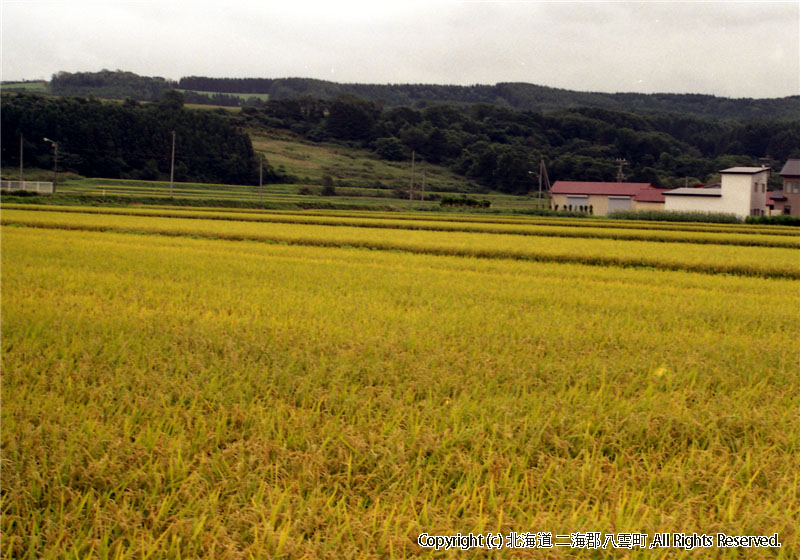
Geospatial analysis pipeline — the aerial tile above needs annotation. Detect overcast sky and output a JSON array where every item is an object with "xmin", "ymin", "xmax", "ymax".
[{"xmin": 2, "ymin": 1, "xmax": 799, "ymax": 98}]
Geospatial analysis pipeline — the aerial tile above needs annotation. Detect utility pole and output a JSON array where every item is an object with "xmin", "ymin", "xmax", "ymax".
[
  {"xmin": 259, "ymin": 155, "xmax": 263, "ymax": 202},
  {"xmin": 536, "ymin": 157, "xmax": 551, "ymax": 209},
  {"xmin": 43, "ymin": 137, "xmax": 58, "ymax": 193},
  {"xmin": 409, "ymin": 150, "xmax": 415, "ymax": 208},
  {"xmin": 538, "ymin": 161, "xmax": 543, "ymax": 201},
  {"xmin": 615, "ymin": 158, "xmax": 628, "ymax": 183},
  {"xmin": 421, "ymin": 170, "xmax": 425, "ymax": 202},
  {"xmin": 169, "ymin": 130, "xmax": 176, "ymax": 199},
  {"xmin": 19, "ymin": 134, "xmax": 24, "ymax": 184}
]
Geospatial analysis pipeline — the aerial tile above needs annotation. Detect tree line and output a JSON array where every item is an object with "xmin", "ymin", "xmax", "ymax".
[
  {"xmin": 4, "ymin": 84, "xmax": 798, "ymax": 193},
  {"xmin": 46, "ymin": 71, "xmax": 800, "ymax": 120},
  {"xmin": 239, "ymin": 94, "xmax": 800, "ymax": 192},
  {"xmin": 51, "ymin": 70, "xmax": 175, "ymax": 101},
  {"xmin": 1, "ymin": 91, "xmax": 273, "ymax": 185},
  {"xmin": 179, "ymin": 76, "xmax": 800, "ymax": 121}
]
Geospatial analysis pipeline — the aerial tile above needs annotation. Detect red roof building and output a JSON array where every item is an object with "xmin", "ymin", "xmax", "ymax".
[
  {"xmin": 551, "ymin": 181, "xmax": 654, "ymax": 196},
  {"xmin": 550, "ymin": 181, "xmax": 664, "ymax": 215},
  {"xmin": 633, "ymin": 187, "xmax": 667, "ymax": 203}
]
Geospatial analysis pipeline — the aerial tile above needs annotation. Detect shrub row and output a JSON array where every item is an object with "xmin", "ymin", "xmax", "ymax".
[
  {"xmin": 440, "ymin": 196, "xmax": 491, "ymax": 208},
  {"xmin": 746, "ymin": 214, "xmax": 800, "ymax": 227},
  {"xmin": 607, "ymin": 209, "xmax": 744, "ymax": 224}
]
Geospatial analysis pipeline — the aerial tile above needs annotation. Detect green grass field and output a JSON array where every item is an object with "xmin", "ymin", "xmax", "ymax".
[
  {"xmin": 2, "ymin": 205, "xmax": 799, "ymax": 558},
  {"xmin": 178, "ymin": 89, "xmax": 270, "ymax": 102},
  {"xmin": 44, "ymin": 176, "xmax": 547, "ymax": 212},
  {"xmin": 0, "ymin": 81, "xmax": 49, "ymax": 93}
]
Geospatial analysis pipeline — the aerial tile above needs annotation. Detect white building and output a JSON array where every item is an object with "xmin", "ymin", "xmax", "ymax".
[{"xmin": 663, "ymin": 166, "xmax": 770, "ymax": 218}]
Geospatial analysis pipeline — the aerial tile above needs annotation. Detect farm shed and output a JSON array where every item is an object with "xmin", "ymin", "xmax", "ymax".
[{"xmin": 549, "ymin": 181, "xmax": 664, "ymax": 216}]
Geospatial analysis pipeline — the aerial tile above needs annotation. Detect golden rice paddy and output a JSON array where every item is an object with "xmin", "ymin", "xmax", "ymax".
[{"xmin": 2, "ymin": 205, "xmax": 799, "ymax": 558}]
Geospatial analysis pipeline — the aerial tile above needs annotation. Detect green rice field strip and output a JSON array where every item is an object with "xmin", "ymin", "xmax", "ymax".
[
  {"xmin": 58, "ymin": 181, "xmax": 432, "ymax": 203},
  {"xmin": 53, "ymin": 182, "xmax": 443, "ymax": 209},
  {"xmin": 3, "ymin": 225, "xmax": 798, "ymax": 558},
  {"xmin": 3, "ymin": 208, "xmax": 799, "ymax": 278},
  {"xmin": 59, "ymin": 182, "xmax": 314, "ymax": 201}
]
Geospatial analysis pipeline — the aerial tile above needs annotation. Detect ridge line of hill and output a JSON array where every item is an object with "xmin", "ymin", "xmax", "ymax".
[{"xmin": 4, "ymin": 70, "xmax": 798, "ymax": 121}]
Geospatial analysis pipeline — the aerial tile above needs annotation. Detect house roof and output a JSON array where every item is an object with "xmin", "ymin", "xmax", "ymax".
[
  {"xmin": 720, "ymin": 166, "xmax": 770, "ymax": 174},
  {"xmin": 663, "ymin": 187, "xmax": 722, "ymax": 197},
  {"xmin": 550, "ymin": 181, "xmax": 654, "ymax": 196},
  {"xmin": 767, "ymin": 190, "xmax": 787, "ymax": 202},
  {"xmin": 779, "ymin": 159, "xmax": 800, "ymax": 177}
]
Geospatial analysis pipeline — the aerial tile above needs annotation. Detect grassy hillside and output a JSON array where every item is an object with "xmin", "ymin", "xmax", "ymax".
[
  {"xmin": 250, "ymin": 129, "xmax": 478, "ymax": 193},
  {"xmin": 1, "ymin": 81, "xmax": 49, "ymax": 93}
]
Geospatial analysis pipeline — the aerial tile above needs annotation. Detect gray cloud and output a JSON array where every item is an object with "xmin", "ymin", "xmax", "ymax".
[{"xmin": 1, "ymin": 0, "xmax": 798, "ymax": 98}]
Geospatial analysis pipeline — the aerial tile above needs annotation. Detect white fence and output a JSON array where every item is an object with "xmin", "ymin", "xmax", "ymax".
[{"xmin": 0, "ymin": 180, "xmax": 54, "ymax": 193}]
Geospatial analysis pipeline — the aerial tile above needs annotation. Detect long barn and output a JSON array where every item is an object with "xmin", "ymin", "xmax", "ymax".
[{"xmin": 549, "ymin": 181, "xmax": 665, "ymax": 215}]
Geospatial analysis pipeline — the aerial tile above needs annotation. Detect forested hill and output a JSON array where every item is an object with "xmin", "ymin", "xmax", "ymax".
[
  {"xmin": 1, "ymin": 92, "xmax": 265, "ymax": 185},
  {"xmin": 179, "ymin": 76, "xmax": 800, "ymax": 121},
  {"xmin": 35, "ymin": 70, "xmax": 800, "ymax": 121},
  {"xmin": 7, "ymin": 71, "xmax": 799, "ymax": 193}
]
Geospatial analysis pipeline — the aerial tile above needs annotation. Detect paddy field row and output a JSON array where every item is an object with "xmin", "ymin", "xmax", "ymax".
[
  {"xmin": 3, "ymin": 204, "xmax": 800, "ymax": 248},
  {"xmin": 2, "ymin": 207, "xmax": 799, "ymax": 278},
  {"xmin": 2, "ymin": 208, "xmax": 798, "ymax": 558}
]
